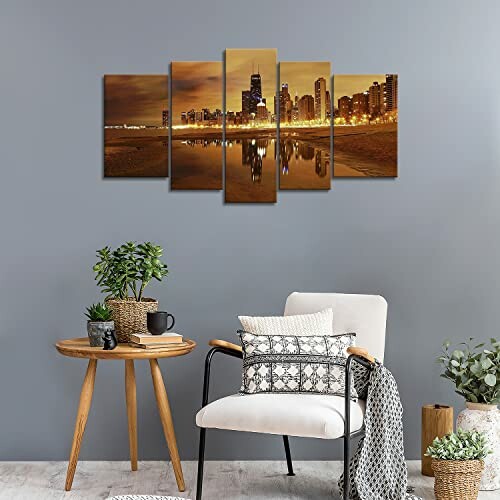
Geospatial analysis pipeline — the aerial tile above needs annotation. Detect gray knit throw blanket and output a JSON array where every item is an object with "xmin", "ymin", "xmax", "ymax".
[{"xmin": 339, "ymin": 362, "xmax": 422, "ymax": 500}]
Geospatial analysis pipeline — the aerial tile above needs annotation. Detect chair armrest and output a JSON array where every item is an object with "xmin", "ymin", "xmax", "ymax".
[
  {"xmin": 347, "ymin": 346, "xmax": 375, "ymax": 364},
  {"xmin": 343, "ymin": 347, "xmax": 376, "ymax": 443},
  {"xmin": 200, "ymin": 340, "xmax": 243, "ymax": 409},
  {"xmin": 208, "ymin": 339, "xmax": 243, "ymax": 353}
]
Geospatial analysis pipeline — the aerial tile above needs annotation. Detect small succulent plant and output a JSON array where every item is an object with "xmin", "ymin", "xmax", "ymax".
[
  {"xmin": 437, "ymin": 337, "xmax": 500, "ymax": 404},
  {"xmin": 425, "ymin": 429, "xmax": 490, "ymax": 461},
  {"xmin": 85, "ymin": 302, "xmax": 113, "ymax": 322}
]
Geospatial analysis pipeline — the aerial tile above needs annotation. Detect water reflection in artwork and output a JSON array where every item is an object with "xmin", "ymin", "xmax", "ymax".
[
  {"xmin": 279, "ymin": 139, "xmax": 330, "ymax": 189},
  {"xmin": 225, "ymin": 138, "xmax": 277, "ymax": 203},
  {"xmin": 171, "ymin": 139, "xmax": 223, "ymax": 190}
]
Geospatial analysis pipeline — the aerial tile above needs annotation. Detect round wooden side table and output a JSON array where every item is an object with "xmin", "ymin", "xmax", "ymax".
[{"xmin": 55, "ymin": 337, "xmax": 196, "ymax": 492}]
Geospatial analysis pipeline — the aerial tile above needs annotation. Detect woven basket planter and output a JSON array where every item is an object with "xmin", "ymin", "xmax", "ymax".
[
  {"xmin": 432, "ymin": 459, "xmax": 484, "ymax": 500},
  {"xmin": 106, "ymin": 297, "xmax": 158, "ymax": 343}
]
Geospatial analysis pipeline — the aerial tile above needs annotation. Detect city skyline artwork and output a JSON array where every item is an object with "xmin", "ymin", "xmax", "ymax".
[{"xmin": 103, "ymin": 51, "xmax": 399, "ymax": 201}]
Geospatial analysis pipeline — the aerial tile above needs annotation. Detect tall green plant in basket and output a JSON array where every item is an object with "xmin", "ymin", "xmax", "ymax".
[{"xmin": 93, "ymin": 241, "xmax": 168, "ymax": 301}]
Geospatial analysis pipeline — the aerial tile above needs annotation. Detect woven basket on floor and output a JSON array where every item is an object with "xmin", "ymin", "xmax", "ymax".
[
  {"xmin": 432, "ymin": 459, "xmax": 484, "ymax": 500},
  {"xmin": 106, "ymin": 297, "xmax": 158, "ymax": 343}
]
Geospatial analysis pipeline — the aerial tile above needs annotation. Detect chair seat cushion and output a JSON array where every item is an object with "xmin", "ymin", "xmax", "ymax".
[{"xmin": 196, "ymin": 393, "xmax": 365, "ymax": 440}]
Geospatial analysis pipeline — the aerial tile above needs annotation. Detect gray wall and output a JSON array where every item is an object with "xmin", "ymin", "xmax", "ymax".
[{"xmin": 1, "ymin": 0, "xmax": 499, "ymax": 462}]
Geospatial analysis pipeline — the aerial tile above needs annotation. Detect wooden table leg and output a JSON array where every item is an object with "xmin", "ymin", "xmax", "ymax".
[
  {"xmin": 125, "ymin": 360, "xmax": 138, "ymax": 471},
  {"xmin": 149, "ymin": 358, "xmax": 185, "ymax": 492},
  {"xmin": 65, "ymin": 359, "xmax": 97, "ymax": 491}
]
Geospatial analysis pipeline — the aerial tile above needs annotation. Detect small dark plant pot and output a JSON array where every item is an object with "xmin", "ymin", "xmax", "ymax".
[{"xmin": 87, "ymin": 320, "xmax": 115, "ymax": 347}]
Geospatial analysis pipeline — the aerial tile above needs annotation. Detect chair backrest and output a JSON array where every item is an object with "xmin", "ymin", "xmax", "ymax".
[{"xmin": 284, "ymin": 292, "xmax": 387, "ymax": 362}]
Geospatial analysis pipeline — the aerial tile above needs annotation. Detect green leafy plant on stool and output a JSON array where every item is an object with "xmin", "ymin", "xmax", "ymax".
[
  {"xmin": 425, "ymin": 429, "xmax": 491, "ymax": 461},
  {"xmin": 437, "ymin": 337, "xmax": 500, "ymax": 404},
  {"xmin": 93, "ymin": 241, "xmax": 168, "ymax": 301},
  {"xmin": 85, "ymin": 302, "xmax": 113, "ymax": 322}
]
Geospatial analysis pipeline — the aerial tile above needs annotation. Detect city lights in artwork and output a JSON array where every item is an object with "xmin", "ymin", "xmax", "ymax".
[{"xmin": 334, "ymin": 74, "xmax": 398, "ymax": 126}]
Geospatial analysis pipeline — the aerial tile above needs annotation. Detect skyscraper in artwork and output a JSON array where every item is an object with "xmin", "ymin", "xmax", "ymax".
[
  {"xmin": 325, "ymin": 90, "xmax": 331, "ymax": 119},
  {"xmin": 352, "ymin": 92, "xmax": 369, "ymax": 116},
  {"xmin": 338, "ymin": 95, "xmax": 353, "ymax": 120},
  {"xmin": 249, "ymin": 72, "xmax": 262, "ymax": 115},
  {"xmin": 256, "ymin": 100, "xmax": 268, "ymax": 122},
  {"xmin": 385, "ymin": 74, "xmax": 398, "ymax": 111},
  {"xmin": 242, "ymin": 90, "xmax": 251, "ymax": 120},
  {"xmin": 314, "ymin": 77, "xmax": 326, "ymax": 121},
  {"xmin": 280, "ymin": 83, "xmax": 291, "ymax": 123},
  {"xmin": 368, "ymin": 81, "xmax": 381, "ymax": 115},
  {"xmin": 298, "ymin": 94, "xmax": 315, "ymax": 121}
]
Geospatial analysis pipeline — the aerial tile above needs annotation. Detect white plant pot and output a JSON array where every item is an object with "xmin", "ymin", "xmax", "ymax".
[{"xmin": 456, "ymin": 402, "xmax": 500, "ymax": 490}]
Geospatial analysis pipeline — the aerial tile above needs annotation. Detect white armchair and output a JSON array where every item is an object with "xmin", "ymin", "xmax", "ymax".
[{"xmin": 195, "ymin": 292, "xmax": 388, "ymax": 499}]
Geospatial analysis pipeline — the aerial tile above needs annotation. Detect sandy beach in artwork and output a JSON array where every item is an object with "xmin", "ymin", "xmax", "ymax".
[
  {"xmin": 279, "ymin": 126, "xmax": 330, "ymax": 151},
  {"xmin": 104, "ymin": 129, "xmax": 168, "ymax": 177},
  {"xmin": 334, "ymin": 123, "xmax": 397, "ymax": 177}
]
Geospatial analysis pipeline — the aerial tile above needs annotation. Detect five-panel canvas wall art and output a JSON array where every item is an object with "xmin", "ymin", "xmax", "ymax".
[{"xmin": 104, "ymin": 49, "xmax": 398, "ymax": 202}]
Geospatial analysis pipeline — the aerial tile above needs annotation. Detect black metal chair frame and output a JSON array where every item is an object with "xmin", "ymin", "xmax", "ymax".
[{"xmin": 196, "ymin": 346, "xmax": 374, "ymax": 500}]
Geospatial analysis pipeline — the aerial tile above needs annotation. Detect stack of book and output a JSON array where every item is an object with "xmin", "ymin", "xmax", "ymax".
[{"xmin": 129, "ymin": 332, "xmax": 186, "ymax": 349}]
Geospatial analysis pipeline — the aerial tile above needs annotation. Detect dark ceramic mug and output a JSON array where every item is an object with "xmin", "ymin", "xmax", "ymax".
[{"xmin": 147, "ymin": 311, "xmax": 175, "ymax": 335}]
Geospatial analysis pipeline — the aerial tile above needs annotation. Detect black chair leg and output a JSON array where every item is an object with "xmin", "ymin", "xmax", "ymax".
[
  {"xmin": 343, "ymin": 434, "xmax": 350, "ymax": 500},
  {"xmin": 196, "ymin": 427, "xmax": 206, "ymax": 500},
  {"xmin": 283, "ymin": 435, "xmax": 295, "ymax": 476}
]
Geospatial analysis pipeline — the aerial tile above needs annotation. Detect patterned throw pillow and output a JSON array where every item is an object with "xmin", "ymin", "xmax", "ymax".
[
  {"xmin": 238, "ymin": 308, "xmax": 333, "ymax": 337},
  {"xmin": 238, "ymin": 331, "xmax": 357, "ymax": 398}
]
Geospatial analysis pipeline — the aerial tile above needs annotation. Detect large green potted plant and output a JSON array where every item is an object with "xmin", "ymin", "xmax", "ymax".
[
  {"xmin": 93, "ymin": 241, "xmax": 168, "ymax": 343},
  {"xmin": 425, "ymin": 429, "xmax": 490, "ymax": 500},
  {"xmin": 437, "ymin": 338, "xmax": 500, "ymax": 490}
]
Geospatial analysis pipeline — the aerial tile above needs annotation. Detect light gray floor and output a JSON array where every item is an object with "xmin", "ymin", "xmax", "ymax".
[{"xmin": 0, "ymin": 461, "xmax": 497, "ymax": 499}]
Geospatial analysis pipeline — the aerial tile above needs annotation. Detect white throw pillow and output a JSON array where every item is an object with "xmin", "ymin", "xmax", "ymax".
[{"xmin": 238, "ymin": 308, "xmax": 333, "ymax": 337}]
